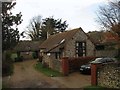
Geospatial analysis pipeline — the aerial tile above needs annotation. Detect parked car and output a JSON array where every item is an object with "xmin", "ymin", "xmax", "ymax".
[
  {"xmin": 91, "ymin": 57, "xmax": 117, "ymax": 64},
  {"xmin": 80, "ymin": 57, "xmax": 117, "ymax": 74},
  {"xmin": 80, "ymin": 63, "xmax": 91, "ymax": 74}
]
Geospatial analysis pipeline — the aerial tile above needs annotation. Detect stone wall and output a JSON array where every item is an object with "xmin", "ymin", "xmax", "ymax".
[
  {"xmin": 50, "ymin": 59, "xmax": 62, "ymax": 72},
  {"xmin": 42, "ymin": 54, "xmax": 61, "ymax": 72},
  {"xmin": 42, "ymin": 54, "xmax": 51, "ymax": 67},
  {"xmin": 97, "ymin": 63, "xmax": 120, "ymax": 88},
  {"xmin": 95, "ymin": 50, "xmax": 118, "ymax": 57},
  {"xmin": 65, "ymin": 30, "xmax": 95, "ymax": 57},
  {"xmin": 86, "ymin": 39, "xmax": 95, "ymax": 56}
]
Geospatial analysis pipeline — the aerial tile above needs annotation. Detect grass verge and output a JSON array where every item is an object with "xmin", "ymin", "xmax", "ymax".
[
  {"xmin": 34, "ymin": 62, "xmax": 63, "ymax": 77},
  {"xmin": 84, "ymin": 85, "xmax": 105, "ymax": 90}
]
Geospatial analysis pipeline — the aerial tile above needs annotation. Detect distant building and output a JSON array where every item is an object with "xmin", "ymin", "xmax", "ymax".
[
  {"xmin": 14, "ymin": 41, "xmax": 42, "ymax": 60},
  {"xmin": 95, "ymin": 31, "xmax": 119, "ymax": 57}
]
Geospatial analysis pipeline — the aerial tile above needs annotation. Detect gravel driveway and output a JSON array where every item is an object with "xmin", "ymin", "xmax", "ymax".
[
  {"xmin": 3, "ymin": 59, "xmax": 91, "ymax": 88},
  {"xmin": 2, "ymin": 59, "xmax": 65, "ymax": 88},
  {"xmin": 52, "ymin": 72, "xmax": 91, "ymax": 88}
]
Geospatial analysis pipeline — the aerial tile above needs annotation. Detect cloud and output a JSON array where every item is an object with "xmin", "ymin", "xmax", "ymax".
[
  {"xmin": 12, "ymin": 0, "xmax": 108, "ymax": 36},
  {"xmin": 0, "ymin": 0, "xmax": 12, "ymax": 2}
]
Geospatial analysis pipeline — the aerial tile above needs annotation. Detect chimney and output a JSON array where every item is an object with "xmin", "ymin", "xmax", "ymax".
[{"xmin": 47, "ymin": 32, "xmax": 50, "ymax": 39}]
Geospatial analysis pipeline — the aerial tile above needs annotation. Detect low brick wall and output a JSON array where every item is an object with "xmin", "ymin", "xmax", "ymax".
[
  {"xmin": 42, "ymin": 56, "xmax": 96, "ymax": 74},
  {"xmin": 68, "ymin": 56, "xmax": 96, "ymax": 71},
  {"xmin": 97, "ymin": 63, "xmax": 120, "ymax": 88}
]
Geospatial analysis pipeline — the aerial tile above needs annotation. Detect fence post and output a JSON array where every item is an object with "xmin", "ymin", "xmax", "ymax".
[
  {"xmin": 91, "ymin": 62, "xmax": 101, "ymax": 86},
  {"xmin": 61, "ymin": 57, "xmax": 69, "ymax": 76}
]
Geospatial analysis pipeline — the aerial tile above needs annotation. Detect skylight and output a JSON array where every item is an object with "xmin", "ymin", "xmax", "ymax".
[{"xmin": 60, "ymin": 39, "xmax": 65, "ymax": 44}]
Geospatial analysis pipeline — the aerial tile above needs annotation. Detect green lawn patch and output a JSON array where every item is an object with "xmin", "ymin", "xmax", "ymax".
[
  {"xmin": 34, "ymin": 62, "xmax": 63, "ymax": 77},
  {"xmin": 84, "ymin": 85, "xmax": 105, "ymax": 90}
]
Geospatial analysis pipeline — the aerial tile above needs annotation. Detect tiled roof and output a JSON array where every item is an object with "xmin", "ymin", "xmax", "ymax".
[
  {"xmin": 40, "ymin": 28, "xmax": 81, "ymax": 52},
  {"xmin": 103, "ymin": 31, "xmax": 119, "ymax": 43},
  {"xmin": 14, "ymin": 41, "xmax": 42, "ymax": 52}
]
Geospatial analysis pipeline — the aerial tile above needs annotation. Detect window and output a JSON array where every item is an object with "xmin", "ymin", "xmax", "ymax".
[
  {"xmin": 55, "ymin": 52, "xmax": 60, "ymax": 59},
  {"xmin": 75, "ymin": 42, "xmax": 86, "ymax": 57},
  {"xmin": 95, "ymin": 45, "xmax": 105, "ymax": 50}
]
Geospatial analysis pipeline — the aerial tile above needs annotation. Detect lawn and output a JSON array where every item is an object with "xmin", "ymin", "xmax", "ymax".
[{"xmin": 34, "ymin": 62, "xmax": 63, "ymax": 77}]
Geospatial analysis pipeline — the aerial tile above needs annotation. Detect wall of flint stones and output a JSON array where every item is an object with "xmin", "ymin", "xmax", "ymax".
[{"xmin": 97, "ymin": 63, "xmax": 120, "ymax": 88}]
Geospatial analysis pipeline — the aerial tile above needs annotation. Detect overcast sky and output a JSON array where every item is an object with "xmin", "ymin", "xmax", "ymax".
[{"xmin": 12, "ymin": 0, "xmax": 108, "ymax": 40}]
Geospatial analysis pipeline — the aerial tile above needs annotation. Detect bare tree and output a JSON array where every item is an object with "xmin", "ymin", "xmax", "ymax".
[
  {"xmin": 25, "ymin": 15, "xmax": 43, "ymax": 41},
  {"xmin": 25, "ymin": 16, "xmax": 68, "ymax": 41},
  {"xmin": 97, "ymin": 0, "xmax": 120, "ymax": 37}
]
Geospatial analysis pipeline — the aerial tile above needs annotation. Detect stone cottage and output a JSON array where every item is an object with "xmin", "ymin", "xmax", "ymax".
[{"xmin": 39, "ymin": 27, "xmax": 95, "ymax": 71}]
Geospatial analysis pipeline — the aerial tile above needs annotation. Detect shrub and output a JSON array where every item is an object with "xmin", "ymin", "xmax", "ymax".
[
  {"xmin": 11, "ymin": 53, "xmax": 18, "ymax": 61},
  {"xmin": 13, "ymin": 51, "xmax": 23, "ymax": 62},
  {"xmin": 2, "ymin": 51, "xmax": 14, "ymax": 76},
  {"xmin": 14, "ymin": 56, "xmax": 23, "ymax": 62},
  {"xmin": 32, "ymin": 52, "xmax": 38, "ymax": 59}
]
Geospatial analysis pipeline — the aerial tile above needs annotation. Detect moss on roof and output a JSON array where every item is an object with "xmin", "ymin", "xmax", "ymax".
[
  {"xmin": 40, "ymin": 28, "xmax": 81, "ymax": 52},
  {"xmin": 14, "ymin": 41, "xmax": 43, "ymax": 52}
]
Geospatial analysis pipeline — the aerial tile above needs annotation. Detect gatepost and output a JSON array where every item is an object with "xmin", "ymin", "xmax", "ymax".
[
  {"xmin": 61, "ymin": 57, "xmax": 69, "ymax": 76},
  {"xmin": 91, "ymin": 62, "xmax": 102, "ymax": 86}
]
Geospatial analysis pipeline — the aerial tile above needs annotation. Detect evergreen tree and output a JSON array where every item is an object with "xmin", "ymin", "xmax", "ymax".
[
  {"xmin": 42, "ymin": 16, "xmax": 68, "ymax": 35},
  {"xmin": 2, "ymin": 1, "xmax": 22, "ymax": 51}
]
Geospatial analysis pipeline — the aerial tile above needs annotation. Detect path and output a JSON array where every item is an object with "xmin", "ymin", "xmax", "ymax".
[
  {"xmin": 3, "ymin": 59, "xmax": 65, "ymax": 88},
  {"xmin": 3, "ymin": 59, "xmax": 91, "ymax": 88},
  {"xmin": 52, "ymin": 72, "xmax": 91, "ymax": 88}
]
